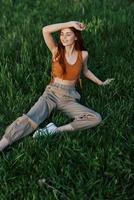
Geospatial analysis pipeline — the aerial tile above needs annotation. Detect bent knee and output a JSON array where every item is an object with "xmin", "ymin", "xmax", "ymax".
[
  {"xmin": 75, "ymin": 112, "xmax": 102, "ymax": 125},
  {"xmin": 86, "ymin": 112, "xmax": 102, "ymax": 126},
  {"xmin": 94, "ymin": 113, "xmax": 102, "ymax": 125}
]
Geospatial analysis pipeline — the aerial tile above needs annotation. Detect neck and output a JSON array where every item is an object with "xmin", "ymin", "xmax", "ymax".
[{"xmin": 65, "ymin": 44, "xmax": 76, "ymax": 56}]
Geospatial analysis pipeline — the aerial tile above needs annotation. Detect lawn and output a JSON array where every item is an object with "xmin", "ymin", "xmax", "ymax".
[{"xmin": 0, "ymin": 0, "xmax": 133, "ymax": 199}]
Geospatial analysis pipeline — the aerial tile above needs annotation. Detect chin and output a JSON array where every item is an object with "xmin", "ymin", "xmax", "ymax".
[{"xmin": 62, "ymin": 43, "xmax": 73, "ymax": 47}]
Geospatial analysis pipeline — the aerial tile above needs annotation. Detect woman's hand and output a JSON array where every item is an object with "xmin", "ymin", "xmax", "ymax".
[
  {"xmin": 71, "ymin": 21, "xmax": 86, "ymax": 31},
  {"xmin": 100, "ymin": 78, "xmax": 115, "ymax": 86}
]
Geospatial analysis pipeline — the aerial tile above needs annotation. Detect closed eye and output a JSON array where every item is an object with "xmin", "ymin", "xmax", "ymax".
[{"xmin": 60, "ymin": 32, "xmax": 72, "ymax": 36}]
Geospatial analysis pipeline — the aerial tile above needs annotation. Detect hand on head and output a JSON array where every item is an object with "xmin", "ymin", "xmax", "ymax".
[{"xmin": 71, "ymin": 21, "xmax": 86, "ymax": 31}]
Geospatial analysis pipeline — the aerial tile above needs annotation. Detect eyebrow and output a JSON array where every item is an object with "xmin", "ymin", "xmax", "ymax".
[{"xmin": 60, "ymin": 31, "xmax": 72, "ymax": 34}]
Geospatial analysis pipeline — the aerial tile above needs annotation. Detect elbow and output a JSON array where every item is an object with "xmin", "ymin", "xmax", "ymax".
[{"xmin": 42, "ymin": 26, "xmax": 49, "ymax": 33}]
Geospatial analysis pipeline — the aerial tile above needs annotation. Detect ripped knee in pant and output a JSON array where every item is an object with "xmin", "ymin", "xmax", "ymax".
[
  {"xmin": 74, "ymin": 113, "xmax": 92, "ymax": 121},
  {"xmin": 4, "ymin": 114, "xmax": 38, "ymax": 144},
  {"xmin": 74, "ymin": 112, "xmax": 102, "ymax": 124}
]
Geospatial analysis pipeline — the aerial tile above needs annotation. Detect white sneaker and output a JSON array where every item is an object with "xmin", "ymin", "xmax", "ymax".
[{"xmin": 33, "ymin": 123, "xmax": 58, "ymax": 138}]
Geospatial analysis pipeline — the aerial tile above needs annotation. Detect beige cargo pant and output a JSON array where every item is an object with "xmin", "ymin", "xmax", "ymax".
[{"xmin": 2, "ymin": 82, "xmax": 102, "ymax": 145}]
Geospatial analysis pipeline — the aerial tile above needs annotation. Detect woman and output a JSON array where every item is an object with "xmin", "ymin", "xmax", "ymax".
[{"xmin": 0, "ymin": 21, "xmax": 114, "ymax": 151}]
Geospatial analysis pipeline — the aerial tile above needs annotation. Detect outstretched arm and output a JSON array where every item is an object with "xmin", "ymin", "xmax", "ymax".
[{"xmin": 82, "ymin": 51, "xmax": 114, "ymax": 86}]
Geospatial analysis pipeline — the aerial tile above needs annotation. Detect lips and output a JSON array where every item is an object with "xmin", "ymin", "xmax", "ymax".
[{"xmin": 62, "ymin": 40, "xmax": 68, "ymax": 43}]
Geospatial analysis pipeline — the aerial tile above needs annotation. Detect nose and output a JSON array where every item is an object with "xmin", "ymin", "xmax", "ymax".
[{"xmin": 63, "ymin": 35, "xmax": 67, "ymax": 39}]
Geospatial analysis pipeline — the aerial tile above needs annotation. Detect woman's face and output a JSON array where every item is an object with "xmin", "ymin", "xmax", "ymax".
[{"xmin": 60, "ymin": 28, "xmax": 77, "ymax": 46}]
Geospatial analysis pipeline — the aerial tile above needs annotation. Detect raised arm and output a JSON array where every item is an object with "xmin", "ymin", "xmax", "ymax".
[
  {"xmin": 42, "ymin": 21, "xmax": 86, "ymax": 58},
  {"xmin": 42, "ymin": 22, "xmax": 73, "ymax": 53}
]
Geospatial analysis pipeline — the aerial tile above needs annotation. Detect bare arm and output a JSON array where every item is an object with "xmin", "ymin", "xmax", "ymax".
[
  {"xmin": 82, "ymin": 51, "xmax": 114, "ymax": 86},
  {"xmin": 42, "ymin": 21, "xmax": 74, "ymax": 53},
  {"xmin": 82, "ymin": 51, "xmax": 103, "ymax": 85},
  {"xmin": 42, "ymin": 21, "xmax": 86, "ymax": 59}
]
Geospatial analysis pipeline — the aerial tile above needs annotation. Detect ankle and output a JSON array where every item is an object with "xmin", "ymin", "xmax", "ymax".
[{"xmin": 56, "ymin": 124, "xmax": 74, "ymax": 133}]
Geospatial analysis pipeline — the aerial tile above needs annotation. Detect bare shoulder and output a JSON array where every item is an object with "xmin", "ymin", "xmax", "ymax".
[
  {"xmin": 81, "ymin": 51, "xmax": 88, "ymax": 60},
  {"xmin": 81, "ymin": 51, "xmax": 88, "ymax": 65}
]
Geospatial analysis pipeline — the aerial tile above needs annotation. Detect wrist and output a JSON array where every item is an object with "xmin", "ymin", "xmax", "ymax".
[
  {"xmin": 97, "ymin": 80, "xmax": 103, "ymax": 86},
  {"xmin": 69, "ymin": 21, "xmax": 75, "ymax": 27}
]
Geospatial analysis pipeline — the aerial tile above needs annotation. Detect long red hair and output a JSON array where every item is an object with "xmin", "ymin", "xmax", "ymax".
[{"xmin": 55, "ymin": 27, "xmax": 86, "ymax": 74}]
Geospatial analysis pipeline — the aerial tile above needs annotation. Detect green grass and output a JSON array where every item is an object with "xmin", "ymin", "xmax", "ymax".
[{"xmin": 0, "ymin": 0, "xmax": 133, "ymax": 199}]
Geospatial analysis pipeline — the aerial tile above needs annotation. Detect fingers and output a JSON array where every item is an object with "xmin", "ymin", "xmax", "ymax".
[
  {"xmin": 107, "ymin": 78, "xmax": 115, "ymax": 84},
  {"xmin": 108, "ymin": 78, "xmax": 115, "ymax": 81},
  {"xmin": 102, "ymin": 78, "xmax": 115, "ymax": 86},
  {"xmin": 79, "ymin": 22, "xmax": 86, "ymax": 30},
  {"xmin": 81, "ymin": 23, "xmax": 86, "ymax": 28},
  {"xmin": 74, "ymin": 21, "xmax": 86, "ymax": 31}
]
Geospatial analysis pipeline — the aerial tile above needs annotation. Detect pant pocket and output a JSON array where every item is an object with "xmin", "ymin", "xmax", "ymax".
[
  {"xmin": 71, "ymin": 90, "xmax": 81, "ymax": 100},
  {"xmin": 4, "ymin": 114, "xmax": 38, "ymax": 144}
]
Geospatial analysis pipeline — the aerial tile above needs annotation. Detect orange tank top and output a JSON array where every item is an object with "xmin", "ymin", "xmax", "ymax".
[{"xmin": 50, "ymin": 50, "xmax": 83, "ymax": 83}]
